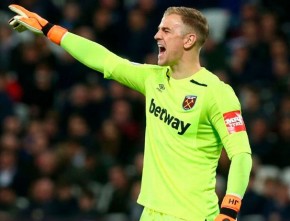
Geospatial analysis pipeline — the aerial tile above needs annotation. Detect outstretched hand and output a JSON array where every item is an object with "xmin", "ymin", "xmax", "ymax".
[
  {"xmin": 8, "ymin": 4, "xmax": 67, "ymax": 45},
  {"xmin": 8, "ymin": 4, "xmax": 48, "ymax": 34}
]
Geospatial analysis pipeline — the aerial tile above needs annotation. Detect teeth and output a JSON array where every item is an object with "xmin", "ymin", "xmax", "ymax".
[{"xmin": 157, "ymin": 44, "xmax": 165, "ymax": 51}]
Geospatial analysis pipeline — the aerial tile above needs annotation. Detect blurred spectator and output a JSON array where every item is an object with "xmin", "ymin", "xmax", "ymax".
[
  {"xmin": 0, "ymin": 23, "xmax": 19, "ymax": 71},
  {"xmin": 0, "ymin": 71, "xmax": 23, "ymax": 103},
  {"xmin": 56, "ymin": 139, "xmax": 101, "ymax": 188},
  {"xmin": 0, "ymin": 73, "xmax": 14, "ymax": 124},
  {"xmin": 21, "ymin": 177, "xmax": 57, "ymax": 220},
  {"xmin": 53, "ymin": 180, "xmax": 79, "ymax": 218},
  {"xmin": 272, "ymin": 57, "xmax": 290, "ymax": 94},
  {"xmin": 240, "ymin": 171, "xmax": 269, "ymax": 220},
  {"xmin": 201, "ymin": 37, "xmax": 228, "ymax": 72},
  {"xmin": 229, "ymin": 19, "xmax": 271, "ymax": 86},
  {"xmin": 126, "ymin": 89, "xmax": 145, "ymax": 125},
  {"xmin": 240, "ymin": 3, "xmax": 260, "ymax": 23},
  {"xmin": 57, "ymin": 83, "xmax": 101, "ymax": 137},
  {"xmin": 0, "ymin": 149, "xmax": 29, "ymax": 196},
  {"xmin": 33, "ymin": 149, "xmax": 61, "ymax": 181},
  {"xmin": 260, "ymin": 11, "xmax": 285, "ymax": 45},
  {"xmin": 56, "ymin": 50, "xmax": 94, "ymax": 91},
  {"xmin": 0, "ymin": 132, "xmax": 20, "ymax": 152},
  {"xmin": 76, "ymin": 188, "xmax": 101, "ymax": 220},
  {"xmin": 0, "ymin": 187, "xmax": 19, "ymax": 219},
  {"xmin": 10, "ymin": 41, "xmax": 41, "ymax": 91},
  {"xmin": 21, "ymin": 120, "xmax": 50, "ymax": 158},
  {"xmin": 248, "ymin": 117, "xmax": 275, "ymax": 164},
  {"xmin": 91, "ymin": 7, "xmax": 122, "ymax": 53},
  {"xmin": 227, "ymin": 40, "xmax": 250, "ymax": 87},
  {"xmin": 261, "ymin": 0, "xmax": 290, "ymax": 24},
  {"xmin": 108, "ymin": 81, "xmax": 128, "ymax": 99},
  {"xmin": 277, "ymin": 94, "xmax": 290, "ymax": 118},
  {"xmin": 215, "ymin": 174, "xmax": 226, "ymax": 205},
  {"xmin": 121, "ymin": 8, "xmax": 155, "ymax": 62},
  {"xmin": 66, "ymin": 114, "xmax": 98, "ymax": 151},
  {"xmin": 110, "ymin": 99, "xmax": 142, "ymax": 164},
  {"xmin": 1, "ymin": 115, "xmax": 23, "ymax": 136},
  {"xmin": 264, "ymin": 178, "xmax": 290, "ymax": 221},
  {"xmin": 58, "ymin": 141, "xmax": 107, "ymax": 186},
  {"xmin": 239, "ymin": 85, "xmax": 264, "ymax": 125},
  {"xmin": 269, "ymin": 116, "xmax": 290, "ymax": 168},
  {"xmin": 42, "ymin": 111, "xmax": 61, "ymax": 145},
  {"xmin": 128, "ymin": 152, "xmax": 144, "ymax": 182},
  {"xmin": 97, "ymin": 119, "xmax": 121, "ymax": 167},
  {"xmin": 128, "ymin": 180, "xmax": 143, "ymax": 221},
  {"xmin": 269, "ymin": 37, "xmax": 289, "ymax": 60},
  {"xmin": 59, "ymin": 1, "xmax": 82, "ymax": 30},
  {"xmin": 87, "ymin": 83, "xmax": 111, "ymax": 131},
  {"xmin": 97, "ymin": 164, "xmax": 131, "ymax": 217},
  {"xmin": 23, "ymin": 61, "xmax": 56, "ymax": 118}
]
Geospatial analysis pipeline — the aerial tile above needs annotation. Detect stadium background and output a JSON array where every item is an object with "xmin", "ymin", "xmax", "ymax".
[{"xmin": 0, "ymin": 0, "xmax": 290, "ymax": 220}]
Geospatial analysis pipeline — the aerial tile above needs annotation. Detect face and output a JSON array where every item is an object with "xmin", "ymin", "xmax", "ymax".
[{"xmin": 154, "ymin": 14, "xmax": 188, "ymax": 66}]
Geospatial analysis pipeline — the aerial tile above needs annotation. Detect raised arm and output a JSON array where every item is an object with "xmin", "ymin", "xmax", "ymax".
[
  {"xmin": 8, "ymin": 4, "xmax": 121, "ymax": 73},
  {"xmin": 8, "ymin": 4, "xmax": 165, "ymax": 94}
]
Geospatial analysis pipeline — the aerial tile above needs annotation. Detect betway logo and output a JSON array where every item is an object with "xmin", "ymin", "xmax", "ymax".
[{"xmin": 149, "ymin": 99, "xmax": 191, "ymax": 135}]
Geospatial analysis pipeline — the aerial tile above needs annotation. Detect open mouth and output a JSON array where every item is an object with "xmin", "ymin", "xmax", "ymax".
[{"xmin": 158, "ymin": 45, "xmax": 166, "ymax": 55}]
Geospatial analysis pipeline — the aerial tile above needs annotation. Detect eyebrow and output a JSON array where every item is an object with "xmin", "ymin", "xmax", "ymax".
[{"xmin": 157, "ymin": 26, "xmax": 171, "ymax": 32}]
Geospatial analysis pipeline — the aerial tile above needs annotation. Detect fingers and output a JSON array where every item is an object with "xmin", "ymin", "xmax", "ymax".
[
  {"xmin": 8, "ymin": 16, "xmax": 27, "ymax": 32},
  {"xmin": 15, "ymin": 23, "xmax": 28, "ymax": 32},
  {"xmin": 9, "ymin": 17, "xmax": 19, "ymax": 27},
  {"xmin": 8, "ymin": 4, "xmax": 30, "ymax": 18},
  {"xmin": 17, "ymin": 17, "xmax": 43, "ymax": 34},
  {"xmin": 8, "ymin": 4, "xmax": 48, "ymax": 28},
  {"xmin": 8, "ymin": 15, "xmax": 42, "ymax": 34}
]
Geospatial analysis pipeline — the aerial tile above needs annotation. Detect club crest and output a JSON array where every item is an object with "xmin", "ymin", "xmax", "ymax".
[{"xmin": 182, "ymin": 95, "xmax": 197, "ymax": 110}]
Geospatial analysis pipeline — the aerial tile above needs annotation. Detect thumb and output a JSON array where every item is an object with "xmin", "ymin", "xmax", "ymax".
[{"xmin": 8, "ymin": 4, "xmax": 31, "ymax": 17}]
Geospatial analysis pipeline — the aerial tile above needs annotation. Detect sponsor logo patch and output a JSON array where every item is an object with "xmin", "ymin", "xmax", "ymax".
[
  {"xmin": 182, "ymin": 95, "xmax": 197, "ymax": 110},
  {"xmin": 223, "ymin": 110, "xmax": 246, "ymax": 134},
  {"xmin": 149, "ymin": 98, "xmax": 191, "ymax": 135}
]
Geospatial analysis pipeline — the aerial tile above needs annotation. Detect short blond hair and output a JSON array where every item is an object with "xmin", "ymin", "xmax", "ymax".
[{"xmin": 164, "ymin": 7, "xmax": 209, "ymax": 46}]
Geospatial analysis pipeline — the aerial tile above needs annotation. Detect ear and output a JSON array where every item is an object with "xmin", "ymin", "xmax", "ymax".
[{"xmin": 184, "ymin": 33, "xmax": 196, "ymax": 49}]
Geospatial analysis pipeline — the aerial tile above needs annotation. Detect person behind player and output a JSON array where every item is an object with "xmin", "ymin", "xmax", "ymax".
[{"xmin": 8, "ymin": 4, "xmax": 252, "ymax": 221}]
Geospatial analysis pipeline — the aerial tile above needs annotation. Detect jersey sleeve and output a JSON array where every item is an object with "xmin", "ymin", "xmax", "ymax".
[
  {"xmin": 103, "ymin": 59, "xmax": 168, "ymax": 95},
  {"xmin": 207, "ymin": 82, "xmax": 251, "ymax": 159},
  {"xmin": 226, "ymin": 153, "xmax": 252, "ymax": 197},
  {"xmin": 61, "ymin": 32, "xmax": 167, "ymax": 94}
]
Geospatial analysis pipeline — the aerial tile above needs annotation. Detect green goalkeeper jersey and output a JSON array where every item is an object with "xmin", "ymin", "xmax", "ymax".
[
  {"xmin": 104, "ymin": 64, "xmax": 251, "ymax": 221},
  {"xmin": 61, "ymin": 33, "xmax": 251, "ymax": 221}
]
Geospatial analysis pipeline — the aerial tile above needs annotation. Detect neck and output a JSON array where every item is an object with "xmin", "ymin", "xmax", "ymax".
[{"xmin": 170, "ymin": 55, "xmax": 201, "ymax": 79}]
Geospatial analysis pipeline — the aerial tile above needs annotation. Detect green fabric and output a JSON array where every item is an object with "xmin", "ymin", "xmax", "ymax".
[
  {"xmin": 227, "ymin": 152, "xmax": 252, "ymax": 197},
  {"xmin": 61, "ymin": 32, "xmax": 119, "ymax": 74},
  {"xmin": 60, "ymin": 32, "xmax": 252, "ymax": 221}
]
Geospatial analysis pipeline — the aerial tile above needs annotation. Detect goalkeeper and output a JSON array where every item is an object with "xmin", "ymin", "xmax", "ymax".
[{"xmin": 8, "ymin": 4, "xmax": 252, "ymax": 221}]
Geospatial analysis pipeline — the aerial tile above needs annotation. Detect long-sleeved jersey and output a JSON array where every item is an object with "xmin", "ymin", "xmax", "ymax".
[{"xmin": 61, "ymin": 32, "xmax": 252, "ymax": 221}]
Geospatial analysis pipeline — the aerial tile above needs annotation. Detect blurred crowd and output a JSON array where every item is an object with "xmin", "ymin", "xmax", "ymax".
[{"xmin": 0, "ymin": 0, "xmax": 290, "ymax": 221}]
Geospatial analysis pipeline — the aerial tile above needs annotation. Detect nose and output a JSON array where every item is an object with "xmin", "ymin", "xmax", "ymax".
[{"xmin": 154, "ymin": 30, "xmax": 161, "ymax": 40}]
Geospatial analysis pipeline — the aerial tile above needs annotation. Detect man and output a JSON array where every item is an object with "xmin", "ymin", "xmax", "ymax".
[{"xmin": 8, "ymin": 5, "xmax": 252, "ymax": 221}]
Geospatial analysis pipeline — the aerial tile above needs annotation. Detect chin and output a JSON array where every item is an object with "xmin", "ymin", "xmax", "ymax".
[{"xmin": 157, "ymin": 60, "xmax": 167, "ymax": 66}]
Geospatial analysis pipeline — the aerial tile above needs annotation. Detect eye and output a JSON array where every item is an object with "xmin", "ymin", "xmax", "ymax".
[
  {"xmin": 163, "ymin": 28, "xmax": 170, "ymax": 33},
  {"xmin": 159, "ymin": 27, "xmax": 170, "ymax": 34}
]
